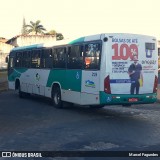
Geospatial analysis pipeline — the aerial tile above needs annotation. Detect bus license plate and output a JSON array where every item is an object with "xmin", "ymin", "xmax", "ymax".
[{"xmin": 128, "ymin": 98, "xmax": 138, "ymax": 102}]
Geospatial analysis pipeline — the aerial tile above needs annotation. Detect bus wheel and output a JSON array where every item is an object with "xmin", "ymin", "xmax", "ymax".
[
  {"xmin": 18, "ymin": 85, "xmax": 25, "ymax": 98},
  {"xmin": 89, "ymin": 105, "xmax": 104, "ymax": 109},
  {"xmin": 52, "ymin": 86, "xmax": 63, "ymax": 108}
]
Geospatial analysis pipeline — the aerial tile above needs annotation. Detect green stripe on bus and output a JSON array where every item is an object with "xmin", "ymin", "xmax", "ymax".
[
  {"xmin": 8, "ymin": 68, "xmax": 28, "ymax": 81},
  {"xmin": 100, "ymin": 91, "xmax": 157, "ymax": 105},
  {"xmin": 47, "ymin": 69, "xmax": 82, "ymax": 92},
  {"xmin": 69, "ymin": 37, "xmax": 85, "ymax": 44}
]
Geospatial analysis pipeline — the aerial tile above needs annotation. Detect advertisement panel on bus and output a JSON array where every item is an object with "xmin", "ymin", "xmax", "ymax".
[{"xmin": 107, "ymin": 34, "xmax": 158, "ymax": 95}]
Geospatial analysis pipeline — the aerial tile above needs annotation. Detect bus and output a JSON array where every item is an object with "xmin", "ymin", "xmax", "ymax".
[{"xmin": 7, "ymin": 33, "xmax": 158, "ymax": 108}]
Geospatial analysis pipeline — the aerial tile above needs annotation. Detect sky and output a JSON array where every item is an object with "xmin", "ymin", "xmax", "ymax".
[{"xmin": 0, "ymin": 0, "xmax": 160, "ymax": 40}]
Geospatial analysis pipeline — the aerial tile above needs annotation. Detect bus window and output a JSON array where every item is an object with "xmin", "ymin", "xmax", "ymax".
[
  {"xmin": 22, "ymin": 51, "xmax": 31, "ymax": 68},
  {"xmin": 84, "ymin": 43, "xmax": 100, "ymax": 69},
  {"xmin": 53, "ymin": 47, "xmax": 66, "ymax": 68},
  {"xmin": 67, "ymin": 45, "xmax": 83, "ymax": 69},
  {"xmin": 9, "ymin": 57, "xmax": 14, "ymax": 68},
  {"xmin": 41, "ymin": 48, "xmax": 53, "ymax": 68},
  {"xmin": 31, "ymin": 50, "xmax": 41, "ymax": 68},
  {"xmin": 15, "ymin": 52, "xmax": 22, "ymax": 67}
]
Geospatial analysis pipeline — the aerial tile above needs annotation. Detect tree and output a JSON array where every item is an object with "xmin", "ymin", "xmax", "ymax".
[
  {"xmin": 46, "ymin": 30, "xmax": 64, "ymax": 40},
  {"xmin": 21, "ymin": 17, "xmax": 28, "ymax": 35},
  {"xmin": 56, "ymin": 33, "xmax": 64, "ymax": 40},
  {"xmin": 46, "ymin": 30, "xmax": 56, "ymax": 35},
  {"xmin": 25, "ymin": 20, "xmax": 46, "ymax": 35}
]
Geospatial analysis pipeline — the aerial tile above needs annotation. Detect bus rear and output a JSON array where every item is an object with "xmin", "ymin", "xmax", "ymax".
[{"xmin": 100, "ymin": 34, "xmax": 158, "ymax": 105}]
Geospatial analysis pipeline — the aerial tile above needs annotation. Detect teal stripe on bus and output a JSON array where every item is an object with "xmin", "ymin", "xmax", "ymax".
[
  {"xmin": 12, "ymin": 44, "xmax": 43, "ymax": 51},
  {"xmin": 100, "ymin": 91, "xmax": 157, "ymax": 105},
  {"xmin": 8, "ymin": 68, "xmax": 28, "ymax": 81},
  {"xmin": 69, "ymin": 37, "xmax": 85, "ymax": 45},
  {"xmin": 46, "ymin": 69, "xmax": 82, "ymax": 92}
]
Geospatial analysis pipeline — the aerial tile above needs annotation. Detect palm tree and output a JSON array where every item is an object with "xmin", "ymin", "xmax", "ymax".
[{"xmin": 25, "ymin": 20, "xmax": 46, "ymax": 35}]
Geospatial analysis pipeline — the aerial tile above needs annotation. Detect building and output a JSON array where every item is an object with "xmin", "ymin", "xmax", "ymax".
[
  {"xmin": 0, "ymin": 34, "xmax": 57, "ymax": 69},
  {"xmin": 0, "ymin": 35, "xmax": 57, "ymax": 69},
  {"xmin": 0, "ymin": 37, "xmax": 7, "ymax": 43},
  {"xmin": 0, "ymin": 42, "xmax": 14, "ymax": 69},
  {"xmin": 6, "ymin": 34, "xmax": 56, "ymax": 47}
]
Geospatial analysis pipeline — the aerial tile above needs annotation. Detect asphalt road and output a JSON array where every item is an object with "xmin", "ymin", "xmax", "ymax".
[{"xmin": 0, "ymin": 90, "xmax": 160, "ymax": 160}]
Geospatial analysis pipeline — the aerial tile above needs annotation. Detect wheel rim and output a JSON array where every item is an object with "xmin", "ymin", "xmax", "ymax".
[{"xmin": 54, "ymin": 92, "xmax": 60, "ymax": 105}]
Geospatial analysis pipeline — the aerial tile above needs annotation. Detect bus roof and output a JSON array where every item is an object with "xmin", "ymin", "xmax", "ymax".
[
  {"xmin": 10, "ymin": 34, "xmax": 104, "ymax": 52},
  {"xmin": 11, "ymin": 44, "xmax": 44, "ymax": 51},
  {"xmin": 11, "ymin": 33, "xmax": 156, "ymax": 52}
]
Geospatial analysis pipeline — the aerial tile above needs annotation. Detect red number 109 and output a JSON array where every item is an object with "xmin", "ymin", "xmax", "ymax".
[{"xmin": 112, "ymin": 44, "xmax": 138, "ymax": 60}]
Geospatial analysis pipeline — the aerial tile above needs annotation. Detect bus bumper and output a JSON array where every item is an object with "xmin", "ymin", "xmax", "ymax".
[{"xmin": 100, "ymin": 91, "xmax": 157, "ymax": 105}]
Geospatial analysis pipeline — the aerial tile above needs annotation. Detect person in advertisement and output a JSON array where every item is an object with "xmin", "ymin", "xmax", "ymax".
[{"xmin": 128, "ymin": 55, "xmax": 143, "ymax": 94}]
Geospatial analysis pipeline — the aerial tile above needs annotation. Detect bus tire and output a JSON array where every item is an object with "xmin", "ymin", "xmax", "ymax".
[
  {"xmin": 52, "ymin": 86, "xmax": 63, "ymax": 108},
  {"xmin": 18, "ymin": 84, "xmax": 25, "ymax": 98},
  {"xmin": 89, "ymin": 105, "xmax": 104, "ymax": 109}
]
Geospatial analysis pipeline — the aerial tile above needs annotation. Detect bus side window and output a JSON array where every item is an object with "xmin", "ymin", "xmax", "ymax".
[
  {"xmin": 53, "ymin": 47, "xmax": 66, "ymax": 68},
  {"xmin": 15, "ymin": 52, "xmax": 22, "ymax": 67},
  {"xmin": 31, "ymin": 50, "xmax": 41, "ymax": 68},
  {"xmin": 8, "ymin": 52, "xmax": 16, "ymax": 69},
  {"xmin": 41, "ymin": 48, "xmax": 53, "ymax": 68},
  {"xmin": 21, "ymin": 51, "xmax": 25, "ymax": 68},
  {"xmin": 47, "ymin": 49, "xmax": 53, "ymax": 68},
  {"xmin": 27, "ymin": 51, "xmax": 31, "ymax": 68},
  {"xmin": 67, "ymin": 45, "xmax": 83, "ymax": 69},
  {"xmin": 9, "ymin": 57, "xmax": 14, "ymax": 68},
  {"xmin": 22, "ymin": 51, "xmax": 31, "ymax": 68},
  {"xmin": 84, "ymin": 43, "xmax": 100, "ymax": 70}
]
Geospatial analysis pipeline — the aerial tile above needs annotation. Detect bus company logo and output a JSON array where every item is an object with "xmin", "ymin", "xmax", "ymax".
[
  {"xmin": 85, "ymin": 80, "xmax": 95, "ymax": 88},
  {"xmin": 145, "ymin": 49, "xmax": 153, "ymax": 58},
  {"xmin": 36, "ymin": 73, "xmax": 40, "ymax": 81}
]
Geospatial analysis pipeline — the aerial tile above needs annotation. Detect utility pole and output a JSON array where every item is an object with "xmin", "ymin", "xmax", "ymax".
[{"xmin": 21, "ymin": 17, "xmax": 27, "ymax": 35}]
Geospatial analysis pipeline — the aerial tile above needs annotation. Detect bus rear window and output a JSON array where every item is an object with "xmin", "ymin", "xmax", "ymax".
[
  {"xmin": 84, "ymin": 43, "xmax": 101, "ymax": 70},
  {"xmin": 145, "ymin": 43, "xmax": 155, "ymax": 50}
]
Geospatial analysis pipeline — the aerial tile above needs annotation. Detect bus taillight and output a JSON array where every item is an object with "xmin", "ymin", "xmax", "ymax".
[
  {"xmin": 104, "ymin": 75, "xmax": 111, "ymax": 94},
  {"xmin": 153, "ymin": 75, "xmax": 158, "ymax": 93}
]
